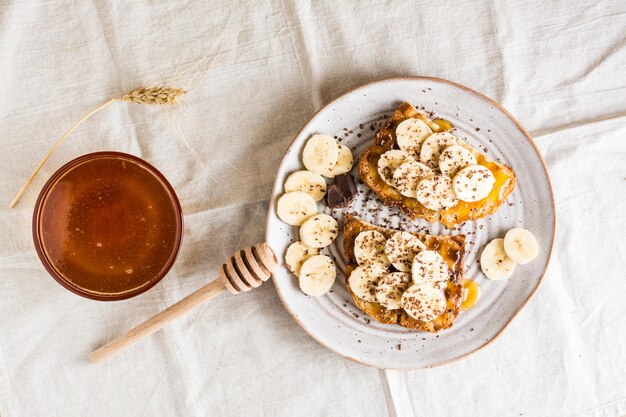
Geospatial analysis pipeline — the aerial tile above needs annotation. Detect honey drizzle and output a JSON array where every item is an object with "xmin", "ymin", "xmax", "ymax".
[
  {"xmin": 460, "ymin": 279, "xmax": 480, "ymax": 310},
  {"xmin": 439, "ymin": 155, "xmax": 513, "ymax": 224},
  {"xmin": 432, "ymin": 118, "xmax": 454, "ymax": 132}
]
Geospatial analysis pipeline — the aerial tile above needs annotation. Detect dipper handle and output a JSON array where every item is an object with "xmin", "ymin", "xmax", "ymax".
[{"xmin": 90, "ymin": 243, "xmax": 278, "ymax": 363}]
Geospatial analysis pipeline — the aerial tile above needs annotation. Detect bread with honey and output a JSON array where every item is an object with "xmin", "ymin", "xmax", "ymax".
[
  {"xmin": 343, "ymin": 214, "xmax": 465, "ymax": 332},
  {"xmin": 358, "ymin": 102, "xmax": 516, "ymax": 228}
]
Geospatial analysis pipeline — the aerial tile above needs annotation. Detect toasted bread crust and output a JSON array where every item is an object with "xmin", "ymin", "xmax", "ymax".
[
  {"xmin": 358, "ymin": 102, "xmax": 516, "ymax": 228},
  {"xmin": 343, "ymin": 214, "xmax": 465, "ymax": 332}
]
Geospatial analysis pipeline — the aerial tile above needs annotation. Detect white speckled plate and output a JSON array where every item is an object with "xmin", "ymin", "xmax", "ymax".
[{"xmin": 266, "ymin": 77, "xmax": 555, "ymax": 369}]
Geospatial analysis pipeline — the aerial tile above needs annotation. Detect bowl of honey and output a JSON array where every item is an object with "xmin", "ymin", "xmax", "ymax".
[{"xmin": 32, "ymin": 152, "xmax": 183, "ymax": 301}]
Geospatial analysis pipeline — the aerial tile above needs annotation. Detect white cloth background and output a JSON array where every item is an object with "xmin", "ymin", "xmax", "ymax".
[{"xmin": 1, "ymin": 1, "xmax": 625, "ymax": 416}]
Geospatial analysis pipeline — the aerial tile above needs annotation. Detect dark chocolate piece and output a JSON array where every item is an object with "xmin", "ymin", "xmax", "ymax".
[
  {"xmin": 326, "ymin": 185, "xmax": 345, "ymax": 208},
  {"xmin": 326, "ymin": 174, "xmax": 357, "ymax": 208},
  {"xmin": 336, "ymin": 173, "xmax": 357, "ymax": 198}
]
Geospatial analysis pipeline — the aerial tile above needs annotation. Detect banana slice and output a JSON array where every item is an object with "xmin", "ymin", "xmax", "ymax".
[
  {"xmin": 416, "ymin": 175, "xmax": 457, "ymax": 211},
  {"xmin": 419, "ymin": 132, "xmax": 461, "ymax": 168},
  {"xmin": 427, "ymin": 121, "xmax": 443, "ymax": 132},
  {"xmin": 322, "ymin": 144, "xmax": 353, "ymax": 178},
  {"xmin": 375, "ymin": 272, "xmax": 412, "ymax": 310},
  {"xmin": 392, "ymin": 161, "xmax": 435, "ymax": 198},
  {"xmin": 401, "ymin": 283, "xmax": 446, "ymax": 322},
  {"xmin": 302, "ymin": 134, "xmax": 339, "ymax": 175},
  {"xmin": 412, "ymin": 250, "xmax": 449, "ymax": 286},
  {"xmin": 480, "ymin": 238, "xmax": 516, "ymax": 280},
  {"xmin": 284, "ymin": 170, "xmax": 327, "ymax": 202},
  {"xmin": 285, "ymin": 241, "xmax": 321, "ymax": 276},
  {"xmin": 452, "ymin": 165, "xmax": 495, "ymax": 202},
  {"xmin": 438, "ymin": 145, "xmax": 477, "ymax": 177},
  {"xmin": 395, "ymin": 118, "xmax": 433, "ymax": 158},
  {"xmin": 300, "ymin": 214, "xmax": 338, "ymax": 248},
  {"xmin": 430, "ymin": 118, "xmax": 454, "ymax": 132},
  {"xmin": 504, "ymin": 228, "xmax": 539, "ymax": 264},
  {"xmin": 276, "ymin": 191, "xmax": 318, "ymax": 225},
  {"xmin": 354, "ymin": 230, "xmax": 391, "ymax": 267},
  {"xmin": 299, "ymin": 254, "xmax": 336, "ymax": 296},
  {"xmin": 385, "ymin": 231, "xmax": 426, "ymax": 272},
  {"xmin": 348, "ymin": 264, "xmax": 389, "ymax": 302},
  {"xmin": 377, "ymin": 150, "xmax": 414, "ymax": 186}
]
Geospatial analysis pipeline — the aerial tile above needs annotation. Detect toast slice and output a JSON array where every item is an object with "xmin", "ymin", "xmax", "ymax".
[
  {"xmin": 343, "ymin": 214, "xmax": 465, "ymax": 332},
  {"xmin": 358, "ymin": 102, "xmax": 516, "ymax": 228}
]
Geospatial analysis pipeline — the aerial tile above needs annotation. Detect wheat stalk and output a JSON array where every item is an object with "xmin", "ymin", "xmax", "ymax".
[
  {"xmin": 8, "ymin": 86, "xmax": 187, "ymax": 208},
  {"xmin": 120, "ymin": 87, "xmax": 186, "ymax": 106}
]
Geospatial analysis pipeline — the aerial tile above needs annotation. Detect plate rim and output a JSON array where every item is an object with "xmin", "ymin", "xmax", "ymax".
[{"xmin": 265, "ymin": 76, "xmax": 557, "ymax": 369}]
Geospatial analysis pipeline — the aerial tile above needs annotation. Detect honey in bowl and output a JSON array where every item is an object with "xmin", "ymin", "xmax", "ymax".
[{"xmin": 33, "ymin": 152, "xmax": 183, "ymax": 300}]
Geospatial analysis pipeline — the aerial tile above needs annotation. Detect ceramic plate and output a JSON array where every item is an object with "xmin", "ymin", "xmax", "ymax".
[{"xmin": 266, "ymin": 77, "xmax": 555, "ymax": 369}]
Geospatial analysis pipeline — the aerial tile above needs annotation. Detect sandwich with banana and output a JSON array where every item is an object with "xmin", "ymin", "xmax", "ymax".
[
  {"xmin": 343, "ymin": 214, "xmax": 465, "ymax": 332},
  {"xmin": 359, "ymin": 102, "xmax": 516, "ymax": 228}
]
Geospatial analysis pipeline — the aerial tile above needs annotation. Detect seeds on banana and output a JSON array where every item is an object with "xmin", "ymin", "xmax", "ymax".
[
  {"xmin": 401, "ymin": 283, "xmax": 446, "ymax": 322},
  {"xmin": 395, "ymin": 118, "xmax": 433, "ymax": 158},
  {"xmin": 480, "ymin": 238, "xmax": 516, "ymax": 280},
  {"xmin": 438, "ymin": 145, "xmax": 477, "ymax": 177},
  {"xmin": 377, "ymin": 150, "xmax": 414, "ymax": 187},
  {"xmin": 392, "ymin": 161, "xmax": 435, "ymax": 198},
  {"xmin": 375, "ymin": 272, "xmax": 412, "ymax": 310},
  {"xmin": 504, "ymin": 228, "xmax": 538, "ymax": 264},
  {"xmin": 412, "ymin": 250, "xmax": 449, "ymax": 286},
  {"xmin": 416, "ymin": 175, "xmax": 458, "ymax": 211},
  {"xmin": 285, "ymin": 241, "xmax": 321, "ymax": 276},
  {"xmin": 452, "ymin": 164, "xmax": 495, "ymax": 202},
  {"xmin": 419, "ymin": 132, "xmax": 460, "ymax": 168},
  {"xmin": 385, "ymin": 231, "xmax": 426, "ymax": 272},
  {"xmin": 302, "ymin": 134, "xmax": 339, "ymax": 175},
  {"xmin": 322, "ymin": 144, "xmax": 353, "ymax": 178},
  {"xmin": 348, "ymin": 264, "xmax": 389, "ymax": 302},
  {"xmin": 276, "ymin": 191, "xmax": 317, "ymax": 225},
  {"xmin": 284, "ymin": 170, "xmax": 327, "ymax": 202},
  {"xmin": 300, "ymin": 214, "xmax": 338, "ymax": 248},
  {"xmin": 299, "ymin": 254, "xmax": 336, "ymax": 296},
  {"xmin": 354, "ymin": 230, "xmax": 390, "ymax": 267}
]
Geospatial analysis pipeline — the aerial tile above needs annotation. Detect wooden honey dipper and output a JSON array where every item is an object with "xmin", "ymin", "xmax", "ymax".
[{"xmin": 90, "ymin": 242, "xmax": 278, "ymax": 363}]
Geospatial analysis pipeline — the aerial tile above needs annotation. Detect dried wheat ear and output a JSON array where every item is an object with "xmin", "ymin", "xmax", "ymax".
[{"xmin": 9, "ymin": 86, "xmax": 187, "ymax": 208}]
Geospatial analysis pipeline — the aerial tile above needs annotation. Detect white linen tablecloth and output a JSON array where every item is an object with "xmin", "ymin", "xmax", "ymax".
[{"xmin": 1, "ymin": 1, "xmax": 625, "ymax": 416}]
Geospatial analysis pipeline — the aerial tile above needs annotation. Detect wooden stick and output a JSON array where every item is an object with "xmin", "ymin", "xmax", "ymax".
[
  {"xmin": 90, "ymin": 278, "xmax": 226, "ymax": 363},
  {"xmin": 90, "ymin": 242, "xmax": 278, "ymax": 363}
]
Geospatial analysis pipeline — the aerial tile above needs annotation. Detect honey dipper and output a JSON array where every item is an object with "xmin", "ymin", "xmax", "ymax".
[{"xmin": 90, "ymin": 243, "xmax": 278, "ymax": 363}]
